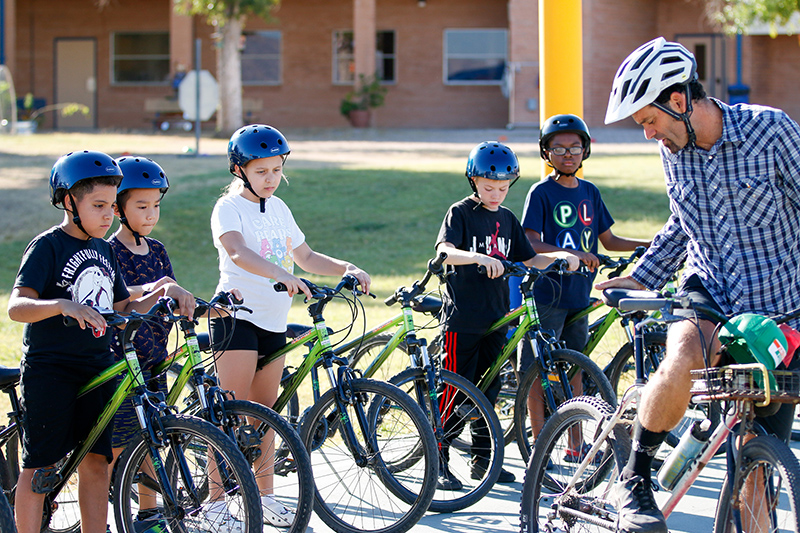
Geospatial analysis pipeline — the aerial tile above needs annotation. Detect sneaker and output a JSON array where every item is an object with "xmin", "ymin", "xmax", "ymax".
[
  {"xmin": 262, "ymin": 496, "xmax": 295, "ymax": 528},
  {"xmin": 437, "ymin": 462, "xmax": 463, "ymax": 491},
  {"xmin": 470, "ymin": 457, "xmax": 515, "ymax": 483},
  {"xmin": 199, "ymin": 507, "xmax": 246, "ymax": 533},
  {"xmin": 564, "ymin": 442, "xmax": 604, "ymax": 464},
  {"xmin": 134, "ymin": 510, "xmax": 169, "ymax": 533},
  {"xmin": 611, "ymin": 474, "xmax": 667, "ymax": 533}
]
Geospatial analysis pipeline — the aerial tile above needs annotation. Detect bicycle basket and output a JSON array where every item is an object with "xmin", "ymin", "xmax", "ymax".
[{"xmin": 690, "ymin": 365, "xmax": 800, "ymax": 405}]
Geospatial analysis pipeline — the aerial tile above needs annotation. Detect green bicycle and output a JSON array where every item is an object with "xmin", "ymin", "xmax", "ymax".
[
  {"xmin": 0, "ymin": 299, "xmax": 262, "ymax": 533},
  {"xmin": 266, "ymin": 275, "xmax": 438, "ymax": 533}
]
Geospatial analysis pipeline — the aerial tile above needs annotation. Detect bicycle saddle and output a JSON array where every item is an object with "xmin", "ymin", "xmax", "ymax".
[
  {"xmin": 0, "ymin": 365, "xmax": 20, "ymax": 389},
  {"xmin": 412, "ymin": 295, "xmax": 442, "ymax": 315},
  {"xmin": 602, "ymin": 288, "xmax": 661, "ymax": 308}
]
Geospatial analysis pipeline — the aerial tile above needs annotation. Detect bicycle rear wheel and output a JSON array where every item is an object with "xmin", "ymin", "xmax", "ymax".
[
  {"xmin": 347, "ymin": 334, "xmax": 411, "ymax": 384},
  {"xmin": 430, "ymin": 335, "xmax": 518, "ymax": 446},
  {"xmin": 112, "ymin": 414, "xmax": 261, "ymax": 533},
  {"xmin": 208, "ymin": 400, "xmax": 314, "ymax": 533},
  {"xmin": 299, "ymin": 378, "xmax": 437, "ymax": 533},
  {"xmin": 514, "ymin": 347, "xmax": 616, "ymax": 463},
  {"xmin": 388, "ymin": 368, "xmax": 503, "ymax": 513},
  {"xmin": 713, "ymin": 434, "xmax": 800, "ymax": 533},
  {"xmin": 519, "ymin": 397, "xmax": 631, "ymax": 533}
]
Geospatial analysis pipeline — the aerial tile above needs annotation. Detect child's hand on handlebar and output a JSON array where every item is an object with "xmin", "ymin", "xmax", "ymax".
[
  {"xmin": 344, "ymin": 264, "xmax": 371, "ymax": 295},
  {"xmin": 274, "ymin": 272, "xmax": 312, "ymax": 299},
  {"xmin": 477, "ymin": 255, "xmax": 505, "ymax": 279}
]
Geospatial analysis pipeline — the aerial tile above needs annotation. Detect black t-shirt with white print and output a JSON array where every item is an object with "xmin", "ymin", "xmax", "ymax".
[
  {"xmin": 14, "ymin": 226, "xmax": 130, "ymax": 365},
  {"xmin": 436, "ymin": 196, "xmax": 535, "ymax": 334}
]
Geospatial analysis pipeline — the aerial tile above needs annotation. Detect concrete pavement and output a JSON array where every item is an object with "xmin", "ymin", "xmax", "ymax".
[{"xmin": 302, "ymin": 415, "xmax": 800, "ymax": 533}]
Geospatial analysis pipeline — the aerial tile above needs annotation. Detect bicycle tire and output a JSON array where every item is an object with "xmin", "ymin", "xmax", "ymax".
[
  {"xmin": 430, "ymin": 334, "xmax": 518, "ymax": 446},
  {"xmin": 299, "ymin": 378, "xmax": 437, "ymax": 533},
  {"xmin": 519, "ymin": 397, "xmax": 631, "ymax": 533},
  {"xmin": 713, "ymin": 434, "xmax": 800, "ymax": 533},
  {"xmin": 112, "ymin": 414, "xmax": 262, "ymax": 533},
  {"xmin": 514, "ymin": 347, "xmax": 616, "ymax": 463},
  {"xmin": 388, "ymin": 367, "xmax": 503, "ymax": 513},
  {"xmin": 200, "ymin": 399, "xmax": 315, "ymax": 533},
  {"xmin": 605, "ymin": 332, "xmax": 722, "ymax": 451},
  {"xmin": 347, "ymin": 334, "xmax": 411, "ymax": 383}
]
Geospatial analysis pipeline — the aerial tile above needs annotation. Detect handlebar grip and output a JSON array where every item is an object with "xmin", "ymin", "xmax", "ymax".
[
  {"xmin": 477, "ymin": 264, "xmax": 487, "ymax": 275},
  {"xmin": 63, "ymin": 316, "xmax": 79, "ymax": 327},
  {"xmin": 384, "ymin": 295, "xmax": 398, "ymax": 306},
  {"xmin": 273, "ymin": 282, "xmax": 288, "ymax": 293},
  {"xmin": 617, "ymin": 298, "xmax": 667, "ymax": 312}
]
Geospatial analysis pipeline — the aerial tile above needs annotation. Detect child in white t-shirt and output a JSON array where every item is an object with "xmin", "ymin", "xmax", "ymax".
[{"xmin": 209, "ymin": 124, "xmax": 370, "ymax": 529}]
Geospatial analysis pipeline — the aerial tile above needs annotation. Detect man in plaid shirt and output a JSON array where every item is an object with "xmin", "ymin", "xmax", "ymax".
[{"xmin": 600, "ymin": 37, "xmax": 800, "ymax": 533}]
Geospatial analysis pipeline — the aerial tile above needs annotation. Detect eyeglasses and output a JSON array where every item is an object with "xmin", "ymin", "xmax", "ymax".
[{"xmin": 548, "ymin": 146, "xmax": 584, "ymax": 156}]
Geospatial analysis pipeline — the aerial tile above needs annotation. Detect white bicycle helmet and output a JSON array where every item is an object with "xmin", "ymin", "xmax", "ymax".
[{"xmin": 604, "ymin": 37, "xmax": 696, "ymax": 125}]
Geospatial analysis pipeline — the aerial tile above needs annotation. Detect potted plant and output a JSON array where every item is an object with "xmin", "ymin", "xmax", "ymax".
[
  {"xmin": 339, "ymin": 73, "xmax": 387, "ymax": 127},
  {"xmin": 16, "ymin": 93, "xmax": 90, "ymax": 134}
]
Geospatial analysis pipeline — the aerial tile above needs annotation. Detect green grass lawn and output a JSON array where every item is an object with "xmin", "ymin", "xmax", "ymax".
[{"xmin": 0, "ymin": 149, "xmax": 669, "ymax": 371}]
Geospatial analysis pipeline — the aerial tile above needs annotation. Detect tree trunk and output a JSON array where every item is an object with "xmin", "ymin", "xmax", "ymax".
[{"xmin": 217, "ymin": 15, "xmax": 245, "ymax": 135}]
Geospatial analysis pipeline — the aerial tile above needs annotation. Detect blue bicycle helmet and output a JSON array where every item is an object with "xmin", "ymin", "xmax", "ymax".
[
  {"xmin": 465, "ymin": 141, "xmax": 520, "ymax": 192},
  {"xmin": 227, "ymin": 124, "xmax": 291, "ymax": 175},
  {"xmin": 50, "ymin": 150, "xmax": 123, "ymax": 206},
  {"xmin": 114, "ymin": 156, "xmax": 169, "ymax": 246},
  {"xmin": 115, "ymin": 156, "xmax": 169, "ymax": 195},
  {"xmin": 539, "ymin": 114, "xmax": 592, "ymax": 161}
]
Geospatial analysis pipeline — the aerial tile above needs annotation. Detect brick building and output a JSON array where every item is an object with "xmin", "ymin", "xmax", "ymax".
[{"xmin": 2, "ymin": 0, "xmax": 800, "ymax": 131}]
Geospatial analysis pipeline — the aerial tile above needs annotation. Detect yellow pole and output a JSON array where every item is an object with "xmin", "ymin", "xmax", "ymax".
[{"xmin": 539, "ymin": 0, "xmax": 583, "ymax": 179}]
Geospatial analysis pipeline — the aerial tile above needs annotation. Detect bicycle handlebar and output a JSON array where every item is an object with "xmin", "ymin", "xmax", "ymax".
[
  {"xmin": 596, "ymin": 246, "xmax": 646, "ymax": 279},
  {"xmin": 384, "ymin": 252, "xmax": 447, "ymax": 307},
  {"xmin": 273, "ymin": 274, "xmax": 366, "ymax": 300},
  {"xmin": 477, "ymin": 257, "xmax": 580, "ymax": 280}
]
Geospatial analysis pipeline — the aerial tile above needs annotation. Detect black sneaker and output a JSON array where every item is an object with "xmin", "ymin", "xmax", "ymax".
[
  {"xmin": 612, "ymin": 474, "xmax": 667, "ymax": 533},
  {"xmin": 470, "ymin": 458, "xmax": 515, "ymax": 483},
  {"xmin": 437, "ymin": 462, "xmax": 463, "ymax": 491}
]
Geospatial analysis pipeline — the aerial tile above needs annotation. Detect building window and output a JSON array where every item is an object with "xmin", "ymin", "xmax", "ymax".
[
  {"xmin": 242, "ymin": 31, "xmax": 282, "ymax": 85},
  {"xmin": 333, "ymin": 30, "xmax": 396, "ymax": 84},
  {"xmin": 444, "ymin": 29, "xmax": 507, "ymax": 85},
  {"xmin": 112, "ymin": 32, "xmax": 170, "ymax": 84}
]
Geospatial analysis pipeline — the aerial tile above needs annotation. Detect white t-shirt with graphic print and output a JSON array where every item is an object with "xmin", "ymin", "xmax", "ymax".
[{"xmin": 211, "ymin": 193, "xmax": 305, "ymax": 332}]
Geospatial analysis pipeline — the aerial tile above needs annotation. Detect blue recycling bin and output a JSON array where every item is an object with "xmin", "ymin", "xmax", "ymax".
[{"xmin": 728, "ymin": 83, "xmax": 750, "ymax": 105}]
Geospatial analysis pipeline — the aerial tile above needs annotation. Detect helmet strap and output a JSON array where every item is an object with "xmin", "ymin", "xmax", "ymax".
[
  {"xmin": 117, "ymin": 206, "xmax": 142, "ymax": 246},
  {"xmin": 67, "ymin": 193, "xmax": 92, "ymax": 240},
  {"xmin": 652, "ymin": 84, "xmax": 697, "ymax": 150},
  {"xmin": 237, "ymin": 165, "xmax": 266, "ymax": 213}
]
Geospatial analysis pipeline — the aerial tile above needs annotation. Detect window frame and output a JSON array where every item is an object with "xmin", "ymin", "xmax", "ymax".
[
  {"xmin": 110, "ymin": 31, "xmax": 170, "ymax": 86},
  {"xmin": 332, "ymin": 29, "xmax": 396, "ymax": 85},
  {"xmin": 241, "ymin": 30, "xmax": 282, "ymax": 86},
  {"xmin": 443, "ymin": 28, "xmax": 508, "ymax": 86}
]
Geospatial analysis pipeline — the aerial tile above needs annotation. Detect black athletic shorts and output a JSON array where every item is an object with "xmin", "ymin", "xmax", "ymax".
[
  {"xmin": 20, "ymin": 357, "xmax": 114, "ymax": 468},
  {"xmin": 209, "ymin": 316, "xmax": 287, "ymax": 371}
]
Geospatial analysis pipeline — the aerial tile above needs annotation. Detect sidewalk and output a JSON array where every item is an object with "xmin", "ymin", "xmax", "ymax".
[{"xmin": 302, "ymin": 416, "xmax": 800, "ymax": 533}]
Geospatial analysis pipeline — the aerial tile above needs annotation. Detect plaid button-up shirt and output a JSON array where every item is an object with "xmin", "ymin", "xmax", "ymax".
[{"xmin": 632, "ymin": 98, "xmax": 800, "ymax": 322}]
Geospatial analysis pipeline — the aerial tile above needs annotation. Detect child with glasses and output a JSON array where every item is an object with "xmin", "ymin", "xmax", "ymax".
[{"xmin": 516, "ymin": 114, "xmax": 650, "ymax": 456}]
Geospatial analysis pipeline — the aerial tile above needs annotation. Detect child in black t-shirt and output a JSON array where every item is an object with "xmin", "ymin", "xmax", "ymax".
[
  {"xmin": 435, "ymin": 141, "xmax": 579, "ymax": 490},
  {"xmin": 7, "ymin": 151, "xmax": 189, "ymax": 533}
]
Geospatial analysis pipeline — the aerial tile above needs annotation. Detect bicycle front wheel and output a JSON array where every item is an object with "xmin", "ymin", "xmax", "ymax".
[
  {"xmin": 112, "ymin": 414, "xmax": 262, "ymax": 533},
  {"xmin": 299, "ymin": 378, "xmax": 437, "ymax": 533},
  {"xmin": 389, "ymin": 368, "xmax": 503, "ymax": 513},
  {"xmin": 209, "ymin": 400, "xmax": 314, "ymax": 533},
  {"xmin": 519, "ymin": 397, "xmax": 630, "ymax": 533},
  {"xmin": 713, "ymin": 434, "xmax": 800, "ymax": 533},
  {"xmin": 514, "ymin": 347, "xmax": 616, "ymax": 463}
]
